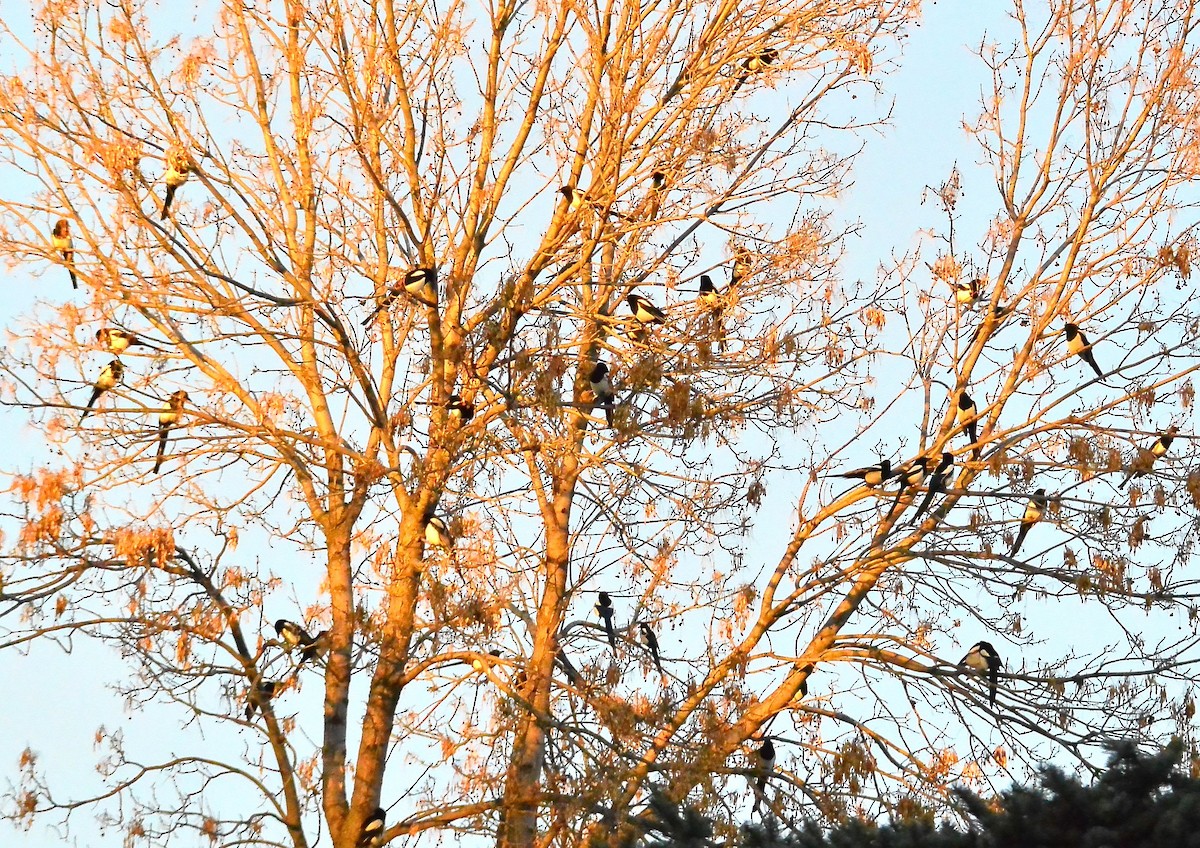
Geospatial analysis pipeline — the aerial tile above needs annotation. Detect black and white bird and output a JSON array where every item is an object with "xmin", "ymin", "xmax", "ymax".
[
  {"xmin": 402, "ymin": 266, "xmax": 438, "ymax": 307},
  {"xmin": 446, "ymin": 395, "xmax": 475, "ymax": 423},
  {"xmin": 274, "ymin": 619, "xmax": 313, "ymax": 651},
  {"xmin": 1064, "ymin": 322, "xmax": 1103, "ymax": 380},
  {"xmin": 424, "ymin": 513, "xmax": 453, "ymax": 549},
  {"xmin": 161, "ymin": 149, "xmax": 193, "ymax": 220},
  {"xmin": 588, "ymin": 362, "xmax": 616, "ymax": 428},
  {"xmin": 912, "ymin": 452, "xmax": 954, "ymax": 523},
  {"xmin": 955, "ymin": 277, "xmax": 982, "ymax": 306},
  {"xmin": 153, "ymin": 390, "xmax": 188, "ymax": 474},
  {"xmin": 299, "ymin": 630, "xmax": 330, "ymax": 665},
  {"xmin": 559, "ymin": 185, "xmax": 629, "ymax": 221},
  {"xmin": 886, "ymin": 456, "xmax": 929, "ymax": 521},
  {"xmin": 81, "ymin": 359, "xmax": 124, "ymax": 421},
  {"xmin": 639, "ymin": 622, "xmax": 664, "ymax": 676},
  {"xmin": 730, "ymin": 248, "xmax": 752, "ymax": 288},
  {"xmin": 1120, "ymin": 427, "xmax": 1179, "ymax": 489},
  {"xmin": 627, "ymin": 293, "xmax": 666, "ymax": 325},
  {"xmin": 244, "ymin": 679, "xmax": 277, "ymax": 720},
  {"xmin": 97, "ymin": 328, "xmax": 158, "ymax": 354},
  {"xmin": 698, "ymin": 275, "xmax": 719, "ymax": 307},
  {"xmin": 743, "ymin": 46, "xmax": 779, "ymax": 74},
  {"xmin": 750, "ymin": 737, "xmax": 776, "ymax": 815},
  {"xmin": 363, "ymin": 267, "xmax": 438, "ymax": 324},
  {"xmin": 957, "ymin": 391, "xmax": 979, "ymax": 447},
  {"xmin": 835, "ymin": 458, "xmax": 892, "ymax": 488},
  {"xmin": 51, "ymin": 219, "xmax": 77, "ymax": 289},
  {"xmin": 958, "ymin": 641, "xmax": 1002, "ymax": 705},
  {"xmin": 596, "ymin": 591, "xmax": 616, "ymax": 648},
  {"xmin": 357, "ymin": 807, "xmax": 386, "ymax": 848},
  {"xmin": 1010, "ymin": 488, "xmax": 1047, "ymax": 557}
]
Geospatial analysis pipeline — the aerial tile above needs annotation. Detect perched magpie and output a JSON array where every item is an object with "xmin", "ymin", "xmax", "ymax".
[
  {"xmin": 627, "ymin": 293, "xmax": 666, "ymax": 325},
  {"xmin": 81, "ymin": 359, "xmax": 124, "ymax": 420},
  {"xmin": 741, "ymin": 46, "xmax": 779, "ymax": 77},
  {"xmin": 274, "ymin": 619, "xmax": 313, "ymax": 650},
  {"xmin": 153, "ymin": 390, "xmax": 188, "ymax": 474},
  {"xmin": 363, "ymin": 267, "xmax": 438, "ymax": 325},
  {"xmin": 424, "ymin": 514, "xmax": 453, "ymax": 549},
  {"xmin": 955, "ymin": 277, "xmax": 982, "ymax": 306},
  {"xmin": 402, "ymin": 266, "xmax": 438, "ymax": 307},
  {"xmin": 912, "ymin": 452, "xmax": 954, "ymax": 523},
  {"xmin": 1064, "ymin": 322, "xmax": 1103, "ymax": 379},
  {"xmin": 957, "ymin": 391, "xmax": 978, "ymax": 447},
  {"xmin": 299, "ymin": 630, "xmax": 330, "ymax": 665},
  {"xmin": 244, "ymin": 679, "xmax": 277, "ymax": 720},
  {"xmin": 750, "ymin": 737, "xmax": 776, "ymax": 815},
  {"xmin": 560, "ymin": 184, "xmax": 588, "ymax": 212},
  {"xmin": 835, "ymin": 458, "xmax": 892, "ymax": 487},
  {"xmin": 446, "ymin": 395, "xmax": 475, "ymax": 423},
  {"xmin": 730, "ymin": 248, "xmax": 752, "ymax": 288},
  {"xmin": 886, "ymin": 456, "xmax": 929, "ymax": 521},
  {"xmin": 639, "ymin": 622, "xmax": 664, "ymax": 676},
  {"xmin": 1120, "ymin": 426, "xmax": 1179, "ymax": 488},
  {"xmin": 596, "ymin": 591, "xmax": 616, "ymax": 648},
  {"xmin": 357, "ymin": 807, "xmax": 386, "ymax": 848},
  {"xmin": 958, "ymin": 641, "xmax": 1001, "ymax": 705},
  {"xmin": 1010, "ymin": 488, "xmax": 1047, "ymax": 557},
  {"xmin": 559, "ymin": 185, "xmax": 629, "ymax": 221},
  {"xmin": 51, "ymin": 219, "xmax": 77, "ymax": 289},
  {"xmin": 97, "ymin": 328, "xmax": 158, "ymax": 354},
  {"xmin": 161, "ymin": 150, "xmax": 193, "ymax": 220},
  {"xmin": 698, "ymin": 275, "xmax": 719, "ymax": 307},
  {"xmin": 588, "ymin": 362, "xmax": 616, "ymax": 428}
]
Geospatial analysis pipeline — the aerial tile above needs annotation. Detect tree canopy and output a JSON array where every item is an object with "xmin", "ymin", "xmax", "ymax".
[{"xmin": 1, "ymin": 1, "xmax": 1200, "ymax": 847}]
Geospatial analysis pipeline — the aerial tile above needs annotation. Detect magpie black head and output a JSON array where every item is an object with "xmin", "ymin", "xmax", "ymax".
[
  {"xmin": 589, "ymin": 361, "xmax": 609, "ymax": 383},
  {"xmin": 958, "ymin": 391, "xmax": 974, "ymax": 410},
  {"xmin": 699, "ymin": 275, "xmax": 716, "ymax": 294},
  {"xmin": 597, "ymin": 591, "xmax": 613, "ymax": 609}
]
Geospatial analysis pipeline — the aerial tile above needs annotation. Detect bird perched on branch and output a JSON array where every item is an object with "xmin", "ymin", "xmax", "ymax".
[
  {"xmin": 153, "ymin": 390, "xmax": 188, "ymax": 474},
  {"xmin": 957, "ymin": 391, "xmax": 978, "ymax": 448},
  {"xmin": 588, "ymin": 362, "xmax": 616, "ymax": 428},
  {"xmin": 244, "ymin": 679, "xmax": 277, "ymax": 720},
  {"xmin": 445, "ymin": 395, "xmax": 475, "ymax": 424},
  {"xmin": 596, "ymin": 591, "xmax": 617, "ymax": 648},
  {"xmin": 50, "ymin": 219, "xmax": 76, "ymax": 289},
  {"xmin": 424, "ymin": 513, "xmax": 453, "ymax": 549},
  {"xmin": 750, "ymin": 737, "xmax": 776, "ymax": 815},
  {"xmin": 274, "ymin": 619, "xmax": 326, "ymax": 665},
  {"xmin": 161, "ymin": 148, "xmax": 193, "ymax": 220},
  {"xmin": 97, "ymin": 328, "xmax": 159, "ymax": 354},
  {"xmin": 559, "ymin": 185, "xmax": 629, "ymax": 221},
  {"xmin": 357, "ymin": 807, "xmax": 386, "ymax": 848},
  {"xmin": 886, "ymin": 456, "xmax": 929, "ymax": 521},
  {"xmin": 734, "ymin": 46, "xmax": 779, "ymax": 94},
  {"xmin": 639, "ymin": 622, "xmax": 664, "ymax": 676},
  {"xmin": 1064, "ymin": 322, "xmax": 1104, "ymax": 380},
  {"xmin": 1120, "ymin": 427, "xmax": 1179, "ymax": 489},
  {"xmin": 363, "ymin": 267, "xmax": 438, "ymax": 324},
  {"xmin": 954, "ymin": 277, "xmax": 982, "ymax": 307},
  {"xmin": 912, "ymin": 452, "xmax": 954, "ymax": 523},
  {"xmin": 1010, "ymin": 488, "xmax": 1047, "ymax": 557},
  {"xmin": 958, "ymin": 640, "xmax": 1001, "ymax": 705},
  {"xmin": 834, "ymin": 458, "xmax": 892, "ymax": 488},
  {"xmin": 275, "ymin": 619, "xmax": 312, "ymax": 650},
  {"xmin": 81, "ymin": 359, "xmax": 124, "ymax": 421},
  {"xmin": 627, "ymin": 293, "xmax": 666, "ymax": 325}
]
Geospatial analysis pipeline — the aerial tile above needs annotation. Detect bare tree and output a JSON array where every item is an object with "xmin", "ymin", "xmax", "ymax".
[{"xmin": 1, "ymin": 1, "xmax": 1199, "ymax": 847}]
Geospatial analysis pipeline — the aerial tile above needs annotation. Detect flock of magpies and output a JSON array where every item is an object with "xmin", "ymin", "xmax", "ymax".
[{"xmin": 42, "ymin": 44, "xmax": 1179, "ymax": 830}]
